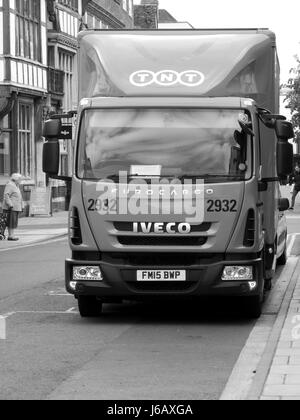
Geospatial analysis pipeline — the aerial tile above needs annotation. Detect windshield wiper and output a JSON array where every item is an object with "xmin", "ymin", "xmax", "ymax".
[
  {"xmin": 90, "ymin": 173, "xmax": 244, "ymax": 182},
  {"xmin": 171, "ymin": 174, "xmax": 244, "ymax": 180}
]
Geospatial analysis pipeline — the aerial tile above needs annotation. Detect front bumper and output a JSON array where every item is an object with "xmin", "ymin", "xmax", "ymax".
[{"xmin": 65, "ymin": 254, "xmax": 264, "ymax": 299}]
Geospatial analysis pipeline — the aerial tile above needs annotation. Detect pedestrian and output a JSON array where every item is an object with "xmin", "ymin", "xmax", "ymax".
[
  {"xmin": 2, "ymin": 173, "xmax": 23, "ymax": 241},
  {"xmin": 289, "ymin": 165, "xmax": 300, "ymax": 210}
]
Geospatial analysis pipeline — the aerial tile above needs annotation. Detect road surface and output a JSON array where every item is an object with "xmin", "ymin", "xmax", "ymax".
[{"xmin": 0, "ymin": 211, "xmax": 299, "ymax": 400}]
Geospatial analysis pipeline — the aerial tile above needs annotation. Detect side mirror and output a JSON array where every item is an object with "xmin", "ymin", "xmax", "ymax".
[
  {"xmin": 278, "ymin": 198, "xmax": 290, "ymax": 212},
  {"xmin": 277, "ymin": 141, "xmax": 293, "ymax": 178},
  {"xmin": 42, "ymin": 119, "xmax": 61, "ymax": 176},
  {"xmin": 43, "ymin": 141, "xmax": 60, "ymax": 175},
  {"xmin": 275, "ymin": 120, "xmax": 294, "ymax": 141},
  {"xmin": 43, "ymin": 119, "xmax": 62, "ymax": 139}
]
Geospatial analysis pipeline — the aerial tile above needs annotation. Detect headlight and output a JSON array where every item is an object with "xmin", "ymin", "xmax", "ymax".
[
  {"xmin": 222, "ymin": 266, "xmax": 253, "ymax": 281},
  {"xmin": 73, "ymin": 266, "xmax": 103, "ymax": 281}
]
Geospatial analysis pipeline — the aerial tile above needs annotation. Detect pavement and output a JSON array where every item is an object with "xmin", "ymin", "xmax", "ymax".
[
  {"xmin": 0, "ymin": 211, "xmax": 68, "ymax": 251},
  {"xmin": 257, "ymin": 185, "xmax": 300, "ymax": 399},
  {"xmin": 260, "ymin": 266, "xmax": 300, "ymax": 400}
]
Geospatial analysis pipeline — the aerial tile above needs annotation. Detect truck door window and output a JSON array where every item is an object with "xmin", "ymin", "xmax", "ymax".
[{"xmin": 77, "ymin": 108, "xmax": 252, "ymax": 181}]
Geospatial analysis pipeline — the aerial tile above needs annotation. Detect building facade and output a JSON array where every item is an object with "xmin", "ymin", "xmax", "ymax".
[
  {"xmin": 0, "ymin": 0, "xmax": 134, "ymax": 212},
  {"xmin": 134, "ymin": 0, "xmax": 158, "ymax": 29},
  {"xmin": 0, "ymin": 0, "xmax": 48, "ymax": 205}
]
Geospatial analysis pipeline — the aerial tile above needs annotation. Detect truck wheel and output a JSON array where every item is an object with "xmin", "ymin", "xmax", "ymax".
[
  {"xmin": 78, "ymin": 296, "xmax": 103, "ymax": 318},
  {"xmin": 277, "ymin": 244, "xmax": 287, "ymax": 266},
  {"xmin": 264, "ymin": 279, "xmax": 272, "ymax": 292},
  {"xmin": 244, "ymin": 295, "xmax": 263, "ymax": 319}
]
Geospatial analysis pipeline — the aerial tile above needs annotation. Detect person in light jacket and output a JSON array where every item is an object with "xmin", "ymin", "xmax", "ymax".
[{"xmin": 2, "ymin": 173, "xmax": 23, "ymax": 241}]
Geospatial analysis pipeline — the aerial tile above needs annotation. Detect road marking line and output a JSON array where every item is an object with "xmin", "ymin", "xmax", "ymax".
[
  {"xmin": 0, "ymin": 316, "xmax": 6, "ymax": 340},
  {"xmin": 0, "ymin": 310, "xmax": 78, "ymax": 319},
  {"xmin": 47, "ymin": 291, "xmax": 71, "ymax": 296},
  {"xmin": 287, "ymin": 234, "xmax": 298, "ymax": 256},
  {"xmin": 0, "ymin": 236, "xmax": 67, "ymax": 252},
  {"xmin": 47, "ymin": 287, "xmax": 71, "ymax": 297},
  {"xmin": 1, "ymin": 312, "xmax": 16, "ymax": 319},
  {"xmin": 66, "ymin": 307, "xmax": 77, "ymax": 313}
]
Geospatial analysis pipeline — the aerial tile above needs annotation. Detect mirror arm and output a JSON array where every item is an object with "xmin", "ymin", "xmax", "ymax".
[
  {"xmin": 257, "ymin": 109, "xmax": 286, "ymax": 129},
  {"xmin": 238, "ymin": 120, "xmax": 254, "ymax": 136},
  {"xmin": 47, "ymin": 174, "xmax": 72, "ymax": 182},
  {"xmin": 49, "ymin": 110, "xmax": 77, "ymax": 120}
]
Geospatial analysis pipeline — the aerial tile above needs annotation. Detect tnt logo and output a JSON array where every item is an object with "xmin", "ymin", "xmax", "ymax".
[{"xmin": 130, "ymin": 70, "xmax": 205, "ymax": 87}]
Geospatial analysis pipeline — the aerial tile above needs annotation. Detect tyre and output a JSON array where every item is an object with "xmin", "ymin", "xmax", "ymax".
[
  {"xmin": 78, "ymin": 296, "xmax": 103, "ymax": 318},
  {"xmin": 264, "ymin": 279, "xmax": 272, "ymax": 292},
  {"xmin": 244, "ymin": 295, "xmax": 263, "ymax": 319},
  {"xmin": 277, "ymin": 244, "xmax": 287, "ymax": 266}
]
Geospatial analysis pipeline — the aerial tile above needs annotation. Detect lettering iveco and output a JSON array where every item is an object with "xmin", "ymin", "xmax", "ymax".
[
  {"xmin": 133, "ymin": 222, "xmax": 191, "ymax": 235},
  {"xmin": 43, "ymin": 29, "xmax": 293, "ymax": 319}
]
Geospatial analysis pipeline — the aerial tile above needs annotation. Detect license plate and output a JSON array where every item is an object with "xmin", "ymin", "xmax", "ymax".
[{"xmin": 137, "ymin": 270, "xmax": 186, "ymax": 281}]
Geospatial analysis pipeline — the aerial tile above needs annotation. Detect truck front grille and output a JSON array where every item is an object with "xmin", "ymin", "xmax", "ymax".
[
  {"xmin": 244, "ymin": 209, "xmax": 255, "ymax": 247},
  {"xmin": 102, "ymin": 253, "xmax": 222, "ymax": 266},
  {"xmin": 117, "ymin": 236, "xmax": 207, "ymax": 246},
  {"xmin": 70, "ymin": 207, "xmax": 82, "ymax": 245},
  {"xmin": 113, "ymin": 221, "xmax": 211, "ymax": 247},
  {"xmin": 126, "ymin": 281, "xmax": 198, "ymax": 293}
]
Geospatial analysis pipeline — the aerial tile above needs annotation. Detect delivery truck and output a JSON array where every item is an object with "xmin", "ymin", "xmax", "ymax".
[{"xmin": 43, "ymin": 29, "xmax": 294, "ymax": 318}]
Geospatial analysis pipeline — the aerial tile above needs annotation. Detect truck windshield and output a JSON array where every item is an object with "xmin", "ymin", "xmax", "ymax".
[{"xmin": 77, "ymin": 108, "xmax": 252, "ymax": 181}]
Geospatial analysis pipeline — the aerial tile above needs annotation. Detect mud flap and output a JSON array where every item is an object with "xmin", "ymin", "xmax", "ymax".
[{"xmin": 264, "ymin": 243, "xmax": 276, "ymax": 281}]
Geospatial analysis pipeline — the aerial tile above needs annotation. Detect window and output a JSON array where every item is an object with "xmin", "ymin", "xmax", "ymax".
[
  {"xmin": 58, "ymin": 0, "xmax": 78, "ymax": 12},
  {"xmin": 95, "ymin": 19, "xmax": 101, "ymax": 30},
  {"xmin": 15, "ymin": 0, "xmax": 41, "ymax": 62},
  {"xmin": 58, "ymin": 50, "xmax": 74, "ymax": 111},
  {"xmin": 61, "ymin": 153, "xmax": 69, "ymax": 177},
  {"xmin": 18, "ymin": 103, "xmax": 33, "ymax": 178},
  {"xmin": 0, "ymin": 116, "xmax": 11, "ymax": 177},
  {"xmin": 86, "ymin": 13, "xmax": 94, "ymax": 29},
  {"xmin": 128, "ymin": 0, "xmax": 133, "ymax": 17},
  {"xmin": 123, "ymin": 0, "xmax": 133, "ymax": 15},
  {"xmin": 48, "ymin": 46, "xmax": 55, "ymax": 68}
]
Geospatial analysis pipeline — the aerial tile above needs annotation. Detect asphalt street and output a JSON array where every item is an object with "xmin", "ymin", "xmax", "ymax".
[{"xmin": 0, "ymin": 213, "xmax": 299, "ymax": 400}]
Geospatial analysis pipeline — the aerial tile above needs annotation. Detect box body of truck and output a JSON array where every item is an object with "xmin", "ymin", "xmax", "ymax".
[{"xmin": 45, "ymin": 29, "xmax": 293, "ymax": 317}]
